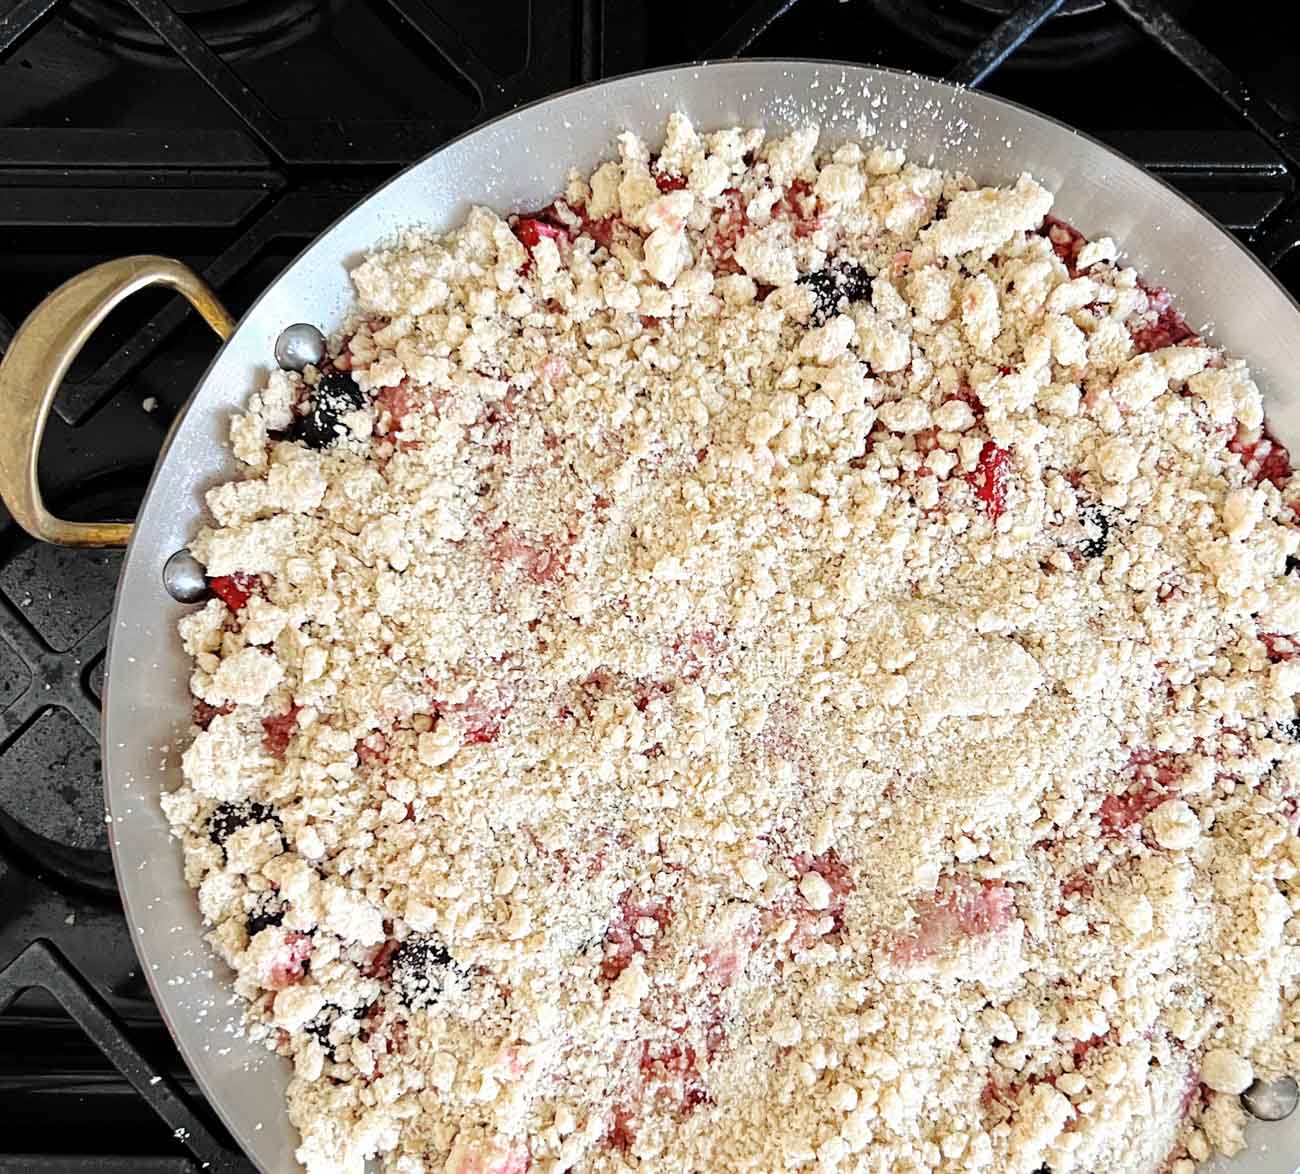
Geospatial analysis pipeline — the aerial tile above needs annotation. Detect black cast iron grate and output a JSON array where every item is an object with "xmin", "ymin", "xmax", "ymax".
[{"xmin": 0, "ymin": 0, "xmax": 1296, "ymax": 1169}]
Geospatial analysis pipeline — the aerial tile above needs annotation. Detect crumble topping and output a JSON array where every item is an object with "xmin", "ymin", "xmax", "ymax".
[{"xmin": 163, "ymin": 114, "xmax": 1300, "ymax": 1174}]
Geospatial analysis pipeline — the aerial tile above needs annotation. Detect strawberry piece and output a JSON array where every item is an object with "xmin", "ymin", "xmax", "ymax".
[
  {"xmin": 382, "ymin": 1018, "xmax": 409, "ymax": 1056},
  {"xmin": 1071, "ymin": 1030, "xmax": 1111, "ymax": 1067},
  {"xmin": 655, "ymin": 173, "xmax": 688, "ymax": 192},
  {"xmin": 261, "ymin": 706, "xmax": 300, "ymax": 759},
  {"xmin": 640, "ymin": 1040, "xmax": 707, "ymax": 1114},
  {"xmin": 967, "ymin": 441, "xmax": 1011, "ymax": 520},
  {"xmin": 361, "ymin": 938, "xmax": 399, "ymax": 980},
  {"xmin": 1098, "ymin": 788, "xmax": 1167, "ymax": 835},
  {"xmin": 793, "ymin": 850, "xmax": 854, "ymax": 910},
  {"xmin": 667, "ymin": 625, "xmax": 725, "ymax": 682},
  {"xmin": 208, "ymin": 572, "xmax": 258, "ymax": 611},
  {"xmin": 701, "ymin": 925, "xmax": 757, "ymax": 987},
  {"xmin": 513, "ymin": 216, "xmax": 571, "ymax": 251},
  {"xmin": 890, "ymin": 879, "xmax": 1014, "ymax": 966},
  {"xmin": 445, "ymin": 1137, "xmax": 530, "ymax": 1174},
  {"xmin": 488, "ymin": 524, "xmax": 571, "ymax": 584},
  {"xmin": 766, "ymin": 850, "xmax": 857, "ymax": 952},
  {"xmin": 606, "ymin": 1105, "xmax": 637, "ymax": 1152},
  {"xmin": 1039, "ymin": 214, "xmax": 1089, "ymax": 277},
  {"xmin": 708, "ymin": 188, "xmax": 749, "ymax": 274},
  {"xmin": 267, "ymin": 931, "xmax": 312, "ymax": 989},
  {"xmin": 1228, "ymin": 424, "xmax": 1292, "ymax": 489},
  {"xmin": 773, "ymin": 179, "xmax": 822, "ymax": 238},
  {"xmin": 435, "ymin": 683, "xmax": 517, "ymax": 747},
  {"xmin": 374, "ymin": 379, "xmax": 420, "ymax": 436},
  {"xmin": 581, "ymin": 214, "xmax": 618, "ymax": 250},
  {"xmin": 633, "ymin": 677, "xmax": 675, "ymax": 713},
  {"xmin": 193, "ymin": 698, "xmax": 233, "ymax": 730},
  {"xmin": 1098, "ymin": 748, "xmax": 1181, "ymax": 835},
  {"xmin": 458, "ymin": 693, "xmax": 510, "ymax": 745},
  {"xmin": 1180, "ymin": 1068, "xmax": 1206, "ymax": 1119},
  {"xmin": 1262, "ymin": 632, "xmax": 1300, "ymax": 662},
  {"xmin": 1130, "ymin": 283, "xmax": 1198, "ymax": 354},
  {"xmin": 602, "ymin": 893, "xmax": 672, "ymax": 982},
  {"xmin": 355, "ymin": 730, "xmax": 390, "ymax": 768}
]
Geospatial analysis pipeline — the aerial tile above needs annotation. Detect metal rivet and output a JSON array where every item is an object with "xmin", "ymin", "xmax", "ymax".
[
  {"xmin": 273, "ymin": 323, "xmax": 326, "ymax": 372},
  {"xmin": 1242, "ymin": 1075, "xmax": 1298, "ymax": 1121},
  {"xmin": 163, "ymin": 549, "xmax": 210, "ymax": 604}
]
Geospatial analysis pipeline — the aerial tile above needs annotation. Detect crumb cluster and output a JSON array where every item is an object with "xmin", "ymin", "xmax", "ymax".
[{"xmin": 164, "ymin": 114, "xmax": 1300, "ymax": 1174}]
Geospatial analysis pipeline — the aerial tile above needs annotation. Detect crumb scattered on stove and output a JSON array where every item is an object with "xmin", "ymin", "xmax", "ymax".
[
  {"xmin": 143, "ymin": 396, "xmax": 159, "ymax": 413},
  {"xmin": 163, "ymin": 114, "xmax": 1300, "ymax": 1174}
]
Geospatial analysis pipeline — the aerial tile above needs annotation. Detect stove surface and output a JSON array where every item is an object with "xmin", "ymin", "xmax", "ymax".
[{"xmin": 0, "ymin": 1, "xmax": 1296, "ymax": 1170}]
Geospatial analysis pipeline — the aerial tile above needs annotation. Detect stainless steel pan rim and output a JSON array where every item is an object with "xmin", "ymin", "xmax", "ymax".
[{"xmin": 12, "ymin": 57, "xmax": 1288, "ymax": 1174}]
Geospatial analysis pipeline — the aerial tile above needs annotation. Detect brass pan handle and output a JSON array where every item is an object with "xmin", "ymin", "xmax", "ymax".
[{"xmin": 0, "ymin": 256, "xmax": 235, "ymax": 548}]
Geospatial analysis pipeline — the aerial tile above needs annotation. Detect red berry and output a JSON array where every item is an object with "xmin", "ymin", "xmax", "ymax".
[
  {"xmin": 267, "ymin": 931, "xmax": 312, "ymax": 989},
  {"xmin": 208, "ymin": 572, "xmax": 258, "ymax": 611},
  {"xmin": 193, "ymin": 698, "xmax": 233, "ymax": 729},
  {"xmin": 890, "ymin": 879, "xmax": 1014, "ymax": 966},
  {"xmin": 261, "ymin": 706, "xmax": 300, "ymax": 759},
  {"xmin": 654, "ymin": 173, "xmax": 688, "ymax": 192},
  {"xmin": 1039, "ymin": 214, "xmax": 1089, "ymax": 276},
  {"xmin": 513, "ymin": 217, "xmax": 571, "ymax": 250},
  {"xmin": 1130, "ymin": 282, "xmax": 1197, "ymax": 354},
  {"xmin": 1262, "ymin": 632, "xmax": 1300, "ymax": 662},
  {"xmin": 967, "ymin": 441, "xmax": 1011, "ymax": 520},
  {"xmin": 1228, "ymin": 425, "xmax": 1292, "ymax": 489}
]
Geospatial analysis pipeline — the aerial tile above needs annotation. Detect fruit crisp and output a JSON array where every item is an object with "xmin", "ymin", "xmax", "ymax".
[{"xmin": 163, "ymin": 114, "xmax": 1300, "ymax": 1174}]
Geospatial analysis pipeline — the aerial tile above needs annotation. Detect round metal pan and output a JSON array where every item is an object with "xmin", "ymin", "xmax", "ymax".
[{"xmin": 2, "ymin": 59, "xmax": 1298, "ymax": 1174}]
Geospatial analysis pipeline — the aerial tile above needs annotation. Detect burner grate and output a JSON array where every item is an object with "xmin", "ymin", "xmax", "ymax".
[
  {"xmin": 0, "ymin": 938, "xmax": 252, "ymax": 1171},
  {"xmin": 0, "ymin": 0, "xmax": 1297, "ymax": 1168},
  {"xmin": 699, "ymin": 0, "xmax": 1298, "ymax": 272}
]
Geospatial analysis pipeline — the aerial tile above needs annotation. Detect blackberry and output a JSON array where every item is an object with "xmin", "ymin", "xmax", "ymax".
[
  {"xmin": 1287, "ymin": 555, "xmax": 1300, "ymax": 576},
  {"xmin": 799, "ymin": 261, "xmax": 873, "ymax": 326},
  {"xmin": 390, "ymin": 935, "xmax": 453, "ymax": 1008},
  {"xmin": 208, "ymin": 800, "xmax": 277, "ymax": 847},
  {"xmin": 246, "ymin": 901, "xmax": 285, "ymax": 938},
  {"xmin": 1079, "ymin": 506, "xmax": 1111, "ymax": 559},
  {"xmin": 290, "ymin": 371, "xmax": 366, "ymax": 451},
  {"xmin": 304, "ymin": 1004, "xmax": 345, "ymax": 1059}
]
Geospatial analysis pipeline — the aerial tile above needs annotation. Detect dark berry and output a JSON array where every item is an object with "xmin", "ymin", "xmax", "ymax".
[
  {"xmin": 1286, "ymin": 555, "xmax": 1300, "ymax": 576},
  {"xmin": 246, "ymin": 902, "xmax": 285, "ymax": 938},
  {"xmin": 208, "ymin": 800, "xmax": 277, "ymax": 847},
  {"xmin": 304, "ymin": 1004, "xmax": 345, "ymax": 1058},
  {"xmin": 1079, "ymin": 506, "xmax": 1111, "ymax": 559},
  {"xmin": 290, "ymin": 372, "xmax": 365, "ymax": 450},
  {"xmin": 799, "ymin": 261, "xmax": 874, "ymax": 326},
  {"xmin": 390, "ymin": 935, "xmax": 453, "ymax": 1008}
]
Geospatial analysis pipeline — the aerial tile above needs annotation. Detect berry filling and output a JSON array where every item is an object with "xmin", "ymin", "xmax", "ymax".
[
  {"xmin": 1130, "ymin": 283, "xmax": 1198, "ymax": 355},
  {"xmin": 208, "ymin": 799, "xmax": 278, "ymax": 847},
  {"xmin": 290, "ymin": 371, "xmax": 366, "ymax": 450},
  {"xmin": 1227, "ymin": 423, "xmax": 1292, "ymax": 489},
  {"xmin": 208, "ymin": 572, "xmax": 259, "ymax": 611},
  {"xmin": 799, "ymin": 260, "xmax": 874, "ymax": 326},
  {"xmin": 602, "ymin": 893, "xmax": 672, "ymax": 982},
  {"xmin": 891, "ymin": 879, "xmax": 1015, "ymax": 966},
  {"xmin": 261, "ymin": 705, "xmax": 300, "ymax": 759},
  {"xmin": 390, "ymin": 935, "xmax": 454, "ymax": 1008},
  {"xmin": 267, "ymin": 931, "xmax": 312, "ymax": 990},
  {"xmin": 967, "ymin": 441, "xmax": 1012, "ymax": 521}
]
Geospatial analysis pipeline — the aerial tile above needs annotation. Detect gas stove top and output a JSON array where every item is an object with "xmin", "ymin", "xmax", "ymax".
[{"xmin": 0, "ymin": 1, "xmax": 1296, "ymax": 1170}]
